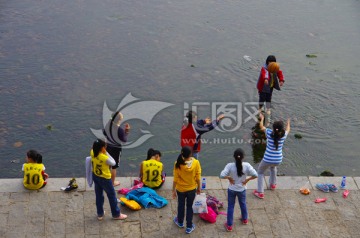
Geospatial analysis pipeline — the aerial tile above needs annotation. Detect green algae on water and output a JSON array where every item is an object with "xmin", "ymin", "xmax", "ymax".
[{"xmin": 294, "ymin": 133, "xmax": 302, "ymax": 139}]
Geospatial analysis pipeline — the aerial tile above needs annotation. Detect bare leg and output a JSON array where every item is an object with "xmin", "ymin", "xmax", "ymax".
[
  {"xmin": 265, "ymin": 109, "xmax": 271, "ymax": 127},
  {"xmin": 111, "ymin": 169, "xmax": 120, "ymax": 187}
]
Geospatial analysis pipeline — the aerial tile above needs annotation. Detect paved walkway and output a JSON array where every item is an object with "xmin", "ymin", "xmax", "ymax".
[{"xmin": 0, "ymin": 176, "xmax": 360, "ymax": 238}]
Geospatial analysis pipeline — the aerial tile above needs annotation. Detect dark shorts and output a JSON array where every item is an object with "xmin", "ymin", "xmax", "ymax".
[
  {"xmin": 259, "ymin": 90, "xmax": 273, "ymax": 109},
  {"xmin": 259, "ymin": 92, "xmax": 272, "ymax": 103},
  {"xmin": 106, "ymin": 145, "xmax": 122, "ymax": 169}
]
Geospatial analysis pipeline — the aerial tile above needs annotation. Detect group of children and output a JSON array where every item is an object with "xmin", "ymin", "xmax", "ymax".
[
  {"xmin": 22, "ymin": 55, "xmax": 289, "ymax": 234},
  {"xmin": 173, "ymin": 110, "xmax": 290, "ymax": 233}
]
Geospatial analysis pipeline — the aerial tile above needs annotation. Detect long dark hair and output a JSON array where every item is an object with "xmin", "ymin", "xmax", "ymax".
[
  {"xmin": 186, "ymin": 111, "xmax": 197, "ymax": 124},
  {"xmin": 27, "ymin": 150, "xmax": 42, "ymax": 163},
  {"xmin": 147, "ymin": 148, "xmax": 162, "ymax": 160},
  {"xmin": 271, "ymin": 121, "xmax": 285, "ymax": 150},
  {"xmin": 233, "ymin": 148, "xmax": 245, "ymax": 177},
  {"xmin": 175, "ymin": 146, "xmax": 192, "ymax": 169},
  {"xmin": 93, "ymin": 139, "xmax": 106, "ymax": 157}
]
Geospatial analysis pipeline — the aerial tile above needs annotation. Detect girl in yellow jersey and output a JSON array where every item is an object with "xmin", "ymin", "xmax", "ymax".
[
  {"xmin": 139, "ymin": 149, "xmax": 165, "ymax": 189},
  {"xmin": 172, "ymin": 146, "xmax": 201, "ymax": 234},
  {"xmin": 91, "ymin": 139, "xmax": 127, "ymax": 220},
  {"xmin": 22, "ymin": 150, "xmax": 48, "ymax": 190}
]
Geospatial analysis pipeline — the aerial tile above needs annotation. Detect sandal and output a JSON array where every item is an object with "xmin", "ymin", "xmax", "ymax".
[
  {"xmin": 97, "ymin": 211, "xmax": 105, "ymax": 221},
  {"xmin": 315, "ymin": 183, "xmax": 329, "ymax": 193},
  {"xmin": 326, "ymin": 184, "xmax": 338, "ymax": 193},
  {"xmin": 113, "ymin": 213, "xmax": 127, "ymax": 220}
]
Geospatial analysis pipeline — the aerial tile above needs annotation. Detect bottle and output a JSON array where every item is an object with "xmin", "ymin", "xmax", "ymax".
[
  {"xmin": 201, "ymin": 177, "xmax": 206, "ymax": 190},
  {"xmin": 340, "ymin": 176, "xmax": 346, "ymax": 189}
]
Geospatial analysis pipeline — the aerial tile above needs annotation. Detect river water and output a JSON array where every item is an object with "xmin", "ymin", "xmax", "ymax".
[{"xmin": 1, "ymin": 0, "xmax": 360, "ymax": 178}]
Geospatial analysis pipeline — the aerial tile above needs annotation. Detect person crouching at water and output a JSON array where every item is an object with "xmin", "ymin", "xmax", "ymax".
[
  {"xmin": 180, "ymin": 110, "xmax": 224, "ymax": 159},
  {"xmin": 139, "ymin": 148, "xmax": 165, "ymax": 189},
  {"xmin": 91, "ymin": 139, "xmax": 127, "ymax": 220},
  {"xmin": 253, "ymin": 114, "xmax": 290, "ymax": 199}
]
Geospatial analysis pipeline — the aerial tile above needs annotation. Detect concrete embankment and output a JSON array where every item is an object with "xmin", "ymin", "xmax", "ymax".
[{"xmin": 0, "ymin": 176, "xmax": 360, "ymax": 237}]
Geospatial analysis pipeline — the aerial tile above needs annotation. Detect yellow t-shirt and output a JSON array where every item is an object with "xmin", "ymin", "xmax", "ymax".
[
  {"xmin": 173, "ymin": 158, "xmax": 201, "ymax": 192},
  {"xmin": 142, "ymin": 159, "xmax": 163, "ymax": 188},
  {"xmin": 23, "ymin": 163, "xmax": 45, "ymax": 190},
  {"xmin": 270, "ymin": 73, "xmax": 275, "ymax": 88},
  {"xmin": 91, "ymin": 150, "xmax": 112, "ymax": 179}
]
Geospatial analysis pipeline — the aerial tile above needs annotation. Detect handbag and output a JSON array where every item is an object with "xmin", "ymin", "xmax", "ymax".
[{"xmin": 192, "ymin": 193, "xmax": 208, "ymax": 214}]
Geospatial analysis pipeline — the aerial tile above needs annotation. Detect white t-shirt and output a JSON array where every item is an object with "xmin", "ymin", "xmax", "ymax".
[{"xmin": 220, "ymin": 162, "xmax": 258, "ymax": 192}]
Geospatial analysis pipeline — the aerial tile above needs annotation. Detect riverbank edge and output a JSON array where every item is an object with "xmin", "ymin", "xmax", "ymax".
[{"xmin": 1, "ymin": 176, "xmax": 359, "ymax": 193}]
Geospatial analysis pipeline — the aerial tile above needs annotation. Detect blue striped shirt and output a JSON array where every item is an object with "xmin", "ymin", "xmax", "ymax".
[{"xmin": 263, "ymin": 128, "xmax": 288, "ymax": 164}]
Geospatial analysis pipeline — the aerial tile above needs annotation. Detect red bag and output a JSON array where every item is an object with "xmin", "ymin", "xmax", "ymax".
[{"xmin": 199, "ymin": 206, "xmax": 217, "ymax": 223}]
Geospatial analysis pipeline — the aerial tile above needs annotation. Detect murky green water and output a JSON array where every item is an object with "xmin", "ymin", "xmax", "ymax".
[{"xmin": 1, "ymin": 0, "xmax": 360, "ymax": 178}]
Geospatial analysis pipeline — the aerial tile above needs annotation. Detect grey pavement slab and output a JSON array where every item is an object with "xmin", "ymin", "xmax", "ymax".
[
  {"xmin": 0, "ymin": 176, "xmax": 360, "ymax": 238},
  {"xmin": 352, "ymin": 177, "xmax": 360, "ymax": 189},
  {"xmin": 264, "ymin": 176, "xmax": 311, "ymax": 189}
]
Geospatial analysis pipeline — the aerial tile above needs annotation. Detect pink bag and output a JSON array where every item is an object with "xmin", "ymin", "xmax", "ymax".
[
  {"xmin": 118, "ymin": 182, "xmax": 144, "ymax": 195},
  {"xmin": 199, "ymin": 206, "xmax": 217, "ymax": 223}
]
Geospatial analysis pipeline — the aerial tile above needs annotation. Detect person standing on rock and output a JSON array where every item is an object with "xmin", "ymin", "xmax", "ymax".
[{"xmin": 257, "ymin": 55, "xmax": 285, "ymax": 126}]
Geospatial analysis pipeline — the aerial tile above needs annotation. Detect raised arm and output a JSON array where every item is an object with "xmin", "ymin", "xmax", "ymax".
[
  {"xmin": 195, "ymin": 114, "xmax": 224, "ymax": 134},
  {"xmin": 258, "ymin": 113, "xmax": 266, "ymax": 132},
  {"xmin": 286, "ymin": 118, "xmax": 291, "ymax": 134}
]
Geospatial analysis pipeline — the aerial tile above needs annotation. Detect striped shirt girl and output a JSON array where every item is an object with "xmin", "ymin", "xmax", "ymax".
[{"xmin": 263, "ymin": 128, "xmax": 288, "ymax": 164}]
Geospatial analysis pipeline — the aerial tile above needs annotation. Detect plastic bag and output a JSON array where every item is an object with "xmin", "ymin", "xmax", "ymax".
[
  {"xmin": 199, "ymin": 206, "xmax": 217, "ymax": 223},
  {"xmin": 192, "ymin": 193, "xmax": 208, "ymax": 214},
  {"xmin": 299, "ymin": 181, "xmax": 310, "ymax": 195}
]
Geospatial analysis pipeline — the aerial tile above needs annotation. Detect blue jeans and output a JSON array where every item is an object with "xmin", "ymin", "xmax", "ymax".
[
  {"xmin": 93, "ymin": 173, "xmax": 120, "ymax": 218},
  {"xmin": 176, "ymin": 189, "xmax": 196, "ymax": 228},
  {"xmin": 227, "ymin": 189, "xmax": 247, "ymax": 226},
  {"xmin": 192, "ymin": 152, "xmax": 199, "ymax": 159}
]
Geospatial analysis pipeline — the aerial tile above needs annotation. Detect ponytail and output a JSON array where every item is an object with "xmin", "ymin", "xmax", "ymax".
[
  {"xmin": 175, "ymin": 154, "xmax": 185, "ymax": 169},
  {"xmin": 176, "ymin": 146, "xmax": 192, "ymax": 169},
  {"xmin": 147, "ymin": 148, "xmax": 155, "ymax": 160},
  {"xmin": 186, "ymin": 111, "xmax": 197, "ymax": 125},
  {"xmin": 147, "ymin": 148, "xmax": 162, "ymax": 160},
  {"xmin": 111, "ymin": 111, "xmax": 123, "ymax": 124},
  {"xmin": 93, "ymin": 139, "xmax": 106, "ymax": 157},
  {"xmin": 233, "ymin": 148, "xmax": 244, "ymax": 177},
  {"xmin": 272, "ymin": 121, "xmax": 285, "ymax": 150}
]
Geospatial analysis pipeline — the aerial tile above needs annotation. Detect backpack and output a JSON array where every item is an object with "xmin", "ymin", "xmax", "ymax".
[
  {"xmin": 199, "ymin": 206, "xmax": 217, "ymax": 223},
  {"xmin": 206, "ymin": 194, "xmax": 224, "ymax": 215}
]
